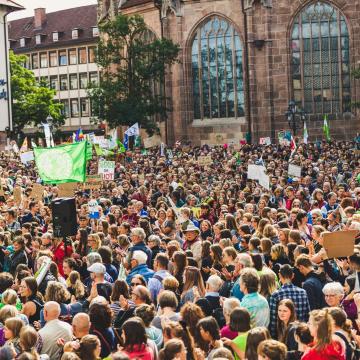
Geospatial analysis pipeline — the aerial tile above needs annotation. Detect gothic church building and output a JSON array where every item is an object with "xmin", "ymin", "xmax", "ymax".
[{"xmin": 98, "ymin": 0, "xmax": 360, "ymax": 145}]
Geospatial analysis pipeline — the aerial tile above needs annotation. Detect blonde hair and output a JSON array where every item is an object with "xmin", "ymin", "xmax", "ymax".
[
  {"xmin": 68, "ymin": 271, "xmax": 85, "ymax": 299},
  {"xmin": 0, "ymin": 305, "xmax": 17, "ymax": 323},
  {"xmin": 2, "ymin": 289, "xmax": 18, "ymax": 306}
]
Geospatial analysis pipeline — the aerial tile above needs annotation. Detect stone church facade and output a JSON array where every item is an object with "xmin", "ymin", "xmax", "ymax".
[{"xmin": 98, "ymin": 0, "xmax": 360, "ymax": 145}]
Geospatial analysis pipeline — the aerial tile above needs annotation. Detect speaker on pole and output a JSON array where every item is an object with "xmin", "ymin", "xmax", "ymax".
[{"xmin": 52, "ymin": 197, "xmax": 77, "ymax": 238}]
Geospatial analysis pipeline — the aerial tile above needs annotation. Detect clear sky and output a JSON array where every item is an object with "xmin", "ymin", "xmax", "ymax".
[{"xmin": 8, "ymin": 0, "xmax": 97, "ymax": 20}]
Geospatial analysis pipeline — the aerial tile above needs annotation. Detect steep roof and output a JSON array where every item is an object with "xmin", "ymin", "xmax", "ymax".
[
  {"xmin": 8, "ymin": 4, "xmax": 98, "ymax": 52},
  {"xmin": 120, "ymin": 0, "xmax": 153, "ymax": 10}
]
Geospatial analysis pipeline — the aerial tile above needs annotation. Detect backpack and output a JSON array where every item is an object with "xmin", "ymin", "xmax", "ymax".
[
  {"xmin": 58, "ymin": 304, "xmax": 73, "ymax": 324},
  {"xmin": 335, "ymin": 331, "xmax": 356, "ymax": 360}
]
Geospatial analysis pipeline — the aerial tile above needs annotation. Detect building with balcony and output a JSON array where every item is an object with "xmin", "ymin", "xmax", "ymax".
[{"xmin": 8, "ymin": 5, "xmax": 100, "ymax": 133}]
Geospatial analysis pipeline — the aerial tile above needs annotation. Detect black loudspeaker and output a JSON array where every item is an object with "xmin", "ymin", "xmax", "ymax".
[{"xmin": 52, "ymin": 197, "xmax": 77, "ymax": 238}]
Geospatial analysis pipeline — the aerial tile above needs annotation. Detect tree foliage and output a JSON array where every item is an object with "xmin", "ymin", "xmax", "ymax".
[
  {"xmin": 10, "ymin": 51, "xmax": 64, "ymax": 129},
  {"xmin": 88, "ymin": 14, "xmax": 180, "ymax": 134}
]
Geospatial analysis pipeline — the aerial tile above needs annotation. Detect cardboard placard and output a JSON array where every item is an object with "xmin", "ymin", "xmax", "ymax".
[
  {"xmin": 98, "ymin": 160, "xmax": 115, "ymax": 181},
  {"xmin": 143, "ymin": 135, "xmax": 162, "ymax": 149},
  {"xmin": 20, "ymin": 151, "xmax": 34, "ymax": 164},
  {"xmin": 258, "ymin": 172, "xmax": 270, "ymax": 190},
  {"xmin": 247, "ymin": 165, "xmax": 266, "ymax": 180},
  {"xmin": 323, "ymin": 230, "xmax": 357, "ymax": 258},
  {"xmin": 198, "ymin": 156, "xmax": 212, "ymax": 166},
  {"xmin": 13, "ymin": 186, "xmax": 22, "ymax": 205},
  {"xmin": 58, "ymin": 182, "xmax": 78, "ymax": 197},
  {"xmin": 30, "ymin": 183, "xmax": 44, "ymax": 202},
  {"xmin": 288, "ymin": 164, "xmax": 302, "ymax": 177},
  {"xmin": 83, "ymin": 175, "xmax": 102, "ymax": 190},
  {"xmin": 259, "ymin": 137, "xmax": 271, "ymax": 145}
]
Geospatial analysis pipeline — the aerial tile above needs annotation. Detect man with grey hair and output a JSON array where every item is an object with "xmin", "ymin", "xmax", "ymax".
[
  {"xmin": 39, "ymin": 301, "xmax": 73, "ymax": 360},
  {"xmin": 128, "ymin": 227, "xmax": 152, "ymax": 267},
  {"xmin": 126, "ymin": 250, "xmax": 154, "ymax": 284},
  {"xmin": 147, "ymin": 234, "xmax": 162, "ymax": 267},
  {"xmin": 41, "ymin": 232, "xmax": 53, "ymax": 250},
  {"xmin": 230, "ymin": 253, "xmax": 253, "ymax": 301},
  {"xmin": 221, "ymin": 297, "xmax": 241, "ymax": 339}
]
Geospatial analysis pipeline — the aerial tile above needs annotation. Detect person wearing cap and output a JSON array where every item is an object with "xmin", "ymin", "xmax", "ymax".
[
  {"xmin": 182, "ymin": 223, "xmax": 202, "ymax": 266},
  {"xmin": 126, "ymin": 250, "xmax": 154, "ymax": 285},
  {"xmin": 87, "ymin": 262, "xmax": 112, "ymax": 302}
]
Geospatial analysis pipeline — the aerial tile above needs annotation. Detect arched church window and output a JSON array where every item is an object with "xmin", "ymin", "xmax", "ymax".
[
  {"xmin": 191, "ymin": 16, "xmax": 244, "ymax": 120},
  {"xmin": 291, "ymin": 1, "xmax": 350, "ymax": 114}
]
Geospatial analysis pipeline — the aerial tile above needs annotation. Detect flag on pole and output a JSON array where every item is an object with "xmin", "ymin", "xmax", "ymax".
[
  {"xmin": 118, "ymin": 142, "xmax": 126, "ymax": 153},
  {"xmin": 134, "ymin": 136, "xmax": 141, "ymax": 148},
  {"xmin": 323, "ymin": 115, "xmax": 330, "ymax": 142},
  {"xmin": 125, "ymin": 123, "xmax": 140, "ymax": 137},
  {"xmin": 303, "ymin": 122, "xmax": 308, "ymax": 144},
  {"xmin": 86, "ymin": 142, "xmax": 93, "ymax": 161},
  {"xmin": 108, "ymin": 128, "xmax": 118, "ymax": 149},
  {"xmin": 20, "ymin": 138, "xmax": 28, "ymax": 152},
  {"xmin": 123, "ymin": 134, "xmax": 129, "ymax": 150},
  {"xmin": 34, "ymin": 141, "xmax": 88, "ymax": 184},
  {"xmin": 290, "ymin": 135, "xmax": 296, "ymax": 158}
]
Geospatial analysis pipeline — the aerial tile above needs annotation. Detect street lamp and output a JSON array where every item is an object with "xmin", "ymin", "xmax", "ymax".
[{"xmin": 285, "ymin": 100, "xmax": 306, "ymax": 136}]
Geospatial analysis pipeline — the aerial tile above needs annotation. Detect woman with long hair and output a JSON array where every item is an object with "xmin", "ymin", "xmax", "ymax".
[
  {"xmin": 121, "ymin": 317, "xmax": 154, "ymax": 360},
  {"xmin": 270, "ymin": 244, "xmax": 289, "ymax": 276},
  {"xmin": 87, "ymin": 233, "xmax": 101, "ymax": 253},
  {"xmin": 159, "ymin": 339, "xmax": 186, "ymax": 360},
  {"xmin": 171, "ymin": 251, "xmax": 188, "ymax": 293},
  {"xmin": 75, "ymin": 334, "xmax": 101, "ymax": 360},
  {"xmin": 244, "ymin": 327, "xmax": 270, "ymax": 360},
  {"xmin": 75, "ymin": 229, "xmax": 89, "ymax": 257},
  {"xmin": 181, "ymin": 267, "xmax": 205, "ymax": 304},
  {"xmin": 110, "ymin": 280, "xmax": 130, "ymax": 323},
  {"xmin": 4, "ymin": 317, "xmax": 23, "ymax": 355},
  {"xmin": 67, "ymin": 271, "xmax": 86, "ymax": 301},
  {"xmin": 180, "ymin": 302, "xmax": 205, "ymax": 339},
  {"xmin": 302, "ymin": 309, "xmax": 345, "ymax": 360},
  {"xmin": 259, "ymin": 269, "xmax": 278, "ymax": 301},
  {"xmin": 293, "ymin": 210, "xmax": 312, "ymax": 243},
  {"xmin": 196, "ymin": 317, "xmax": 223, "ymax": 359},
  {"xmin": 19, "ymin": 277, "xmax": 43, "ymax": 326},
  {"xmin": 276, "ymin": 299, "xmax": 297, "ymax": 345},
  {"xmin": 199, "ymin": 220, "xmax": 213, "ymax": 241},
  {"xmin": 19, "ymin": 326, "xmax": 41, "ymax": 359}
]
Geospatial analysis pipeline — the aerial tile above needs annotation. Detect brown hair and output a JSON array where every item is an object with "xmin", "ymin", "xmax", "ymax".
[
  {"xmin": 277, "ymin": 299, "xmax": 297, "ymax": 342},
  {"xmin": 5, "ymin": 317, "xmax": 24, "ymax": 338},
  {"xmin": 309, "ymin": 309, "xmax": 334, "ymax": 351},
  {"xmin": 257, "ymin": 339, "xmax": 287, "ymax": 360}
]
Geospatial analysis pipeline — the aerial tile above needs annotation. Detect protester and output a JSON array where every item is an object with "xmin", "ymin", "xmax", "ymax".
[{"xmin": 0, "ymin": 139, "xmax": 357, "ymax": 360}]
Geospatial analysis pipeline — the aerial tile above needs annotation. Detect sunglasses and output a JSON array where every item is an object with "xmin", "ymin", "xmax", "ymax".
[{"xmin": 131, "ymin": 282, "xmax": 142, "ymax": 287}]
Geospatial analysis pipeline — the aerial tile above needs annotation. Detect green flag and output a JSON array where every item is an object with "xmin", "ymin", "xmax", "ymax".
[
  {"xmin": 34, "ymin": 142, "xmax": 87, "ymax": 183},
  {"xmin": 94, "ymin": 144, "xmax": 103, "ymax": 156},
  {"xmin": 134, "ymin": 136, "xmax": 141, "ymax": 148},
  {"xmin": 117, "ymin": 141, "xmax": 126, "ymax": 153},
  {"xmin": 323, "ymin": 115, "xmax": 330, "ymax": 142}
]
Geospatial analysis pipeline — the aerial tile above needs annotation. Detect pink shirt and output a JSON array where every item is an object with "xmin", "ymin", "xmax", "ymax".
[{"xmin": 220, "ymin": 325, "xmax": 238, "ymax": 340}]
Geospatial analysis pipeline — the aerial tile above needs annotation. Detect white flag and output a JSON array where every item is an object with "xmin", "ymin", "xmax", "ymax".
[
  {"xmin": 43, "ymin": 123, "xmax": 53, "ymax": 147},
  {"xmin": 303, "ymin": 122, "xmax": 308, "ymax": 144},
  {"xmin": 125, "ymin": 123, "xmax": 140, "ymax": 137}
]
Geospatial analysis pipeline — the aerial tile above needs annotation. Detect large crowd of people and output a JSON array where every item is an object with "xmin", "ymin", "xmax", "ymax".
[{"xmin": 0, "ymin": 139, "xmax": 359, "ymax": 360}]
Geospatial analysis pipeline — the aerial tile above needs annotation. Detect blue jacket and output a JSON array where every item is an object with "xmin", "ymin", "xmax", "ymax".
[{"xmin": 126, "ymin": 264, "xmax": 154, "ymax": 285}]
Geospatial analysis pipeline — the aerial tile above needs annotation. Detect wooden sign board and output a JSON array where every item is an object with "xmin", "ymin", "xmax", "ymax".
[
  {"xmin": 83, "ymin": 175, "xmax": 102, "ymax": 190},
  {"xmin": 30, "ymin": 183, "xmax": 44, "ymax": 202},
  {"xmin": 13, "ymin": 186, "xmax": 22, "ymax": 205},
  {"xmin": 198, "ymin": 156, "xmax": 212, "ymax": 166},
  {"xmin": 323, "ymin": 230, "xmax": 357, "ymax": 258},
  {"xmin": 58, "ymin": 182, "xmax": 78, "ymax": 197}
]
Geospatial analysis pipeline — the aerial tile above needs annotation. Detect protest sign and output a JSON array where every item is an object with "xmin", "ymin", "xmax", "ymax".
[
  {"xmin": 14, "ymin": 186, "xmax": 22, "ymax": 205},
  {"xmin": 258, "ymin": 171, "xmax": 270, "ymax": 190},
  {"xmin": 143, "ymin": 135, "xmax": 162, "ymax": 149},
  {"xmin": 83, "ymin": 175, "xmax": 102, "ymax": 190},
  {"xmin": 288, "ymin": 164, "xmax": 302, "ymax": 177},
  {"xmin": 247, "ymin": 165, "xmax": 266, "ymax": 180},
  {"xmin": 259, "ymin": 137, "xmax": 271, "ymax": 145},
  {"xmin": 198, "ymin": 156, "xmax": 212, "ymax": 166},
  {"xmin": 98, "ymin": 160, "xmax": 115, "ymax": 181},
  {"xmin": 323, "ymin": 230, "xmax": 357, "ymax": 258},
  {"xmin": 20, "ymin": 151, "xmax": 34, "ymax": 164},
  {"xmin": 88, "ymin": 199, "xmax": 100, "ymax": 219},
  {"xmin": 35, "ymin": 257, "xmax": 52, "ymax": 285},
  {"xmin": 58, "ymin": 182, "xmax": 78, "ymax": 197},
  {"xmin": 30, "ymin": 183, "xmax": 44, "ymax": 202}
]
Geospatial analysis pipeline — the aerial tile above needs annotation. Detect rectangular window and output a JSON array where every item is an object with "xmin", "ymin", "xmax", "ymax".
[
  {"xmin": 79, "ymin": 73, "xmax": 88, "ymax": 89},
  {"xmin": 69, "ymin": 49, "xmax": 77, "ymax": 65},
  {"xmin": 60, "ymin": 100, "xmax": 70, "ymax": 118},
  {"xmin": 78, "ymin": 48, "xmax": 87, "ymax": 64},
  {"xmin": 53, "ymin": 32, "xmax": 58, "ymax": 42},
  {"xmin": 50, "ymin": 76, "xmax": 58, "ymax": 90},
  {"xmin": 59, "ymin": 75, "xmax": 68, "ymax": 91},
  {"xmin": 49, "ymin": 51, "xmax": 58, "ymax": 67},
  {"xmin": 89, "ymin": 72, "xmax": 98, "ymax": 85},
  {"xmin": 40, "ymin": 76, "xmax": 48, "ymax": 86},
  {"xmin": 40, "ymin": 52, "xmax": 48, "ymax": 68},
  {"xmin": 71, "ymin": 99, "xmax": 79, "ymax": 117},
  {"xmin": 72, "ymin": 29, "xmax": 79, "ymax": 39},
  {"xmin": 20, "ymin": 38, "xmax": 25, "ymax": 47},
  {"xmin": 59, "ymin": 50, "xmax": 67, "ymax": 66},
  {"xmin": 92, "ymin": 27, "xmax": 99, "ymax": 37},
  {"xmin": 80, "ymin": 98, "xmax": 89, "ymax": 117},
  {"xmin": 88, "ymin": 47, "xmax": 96, "ymax": 63},
  {"xmin": 31, "ymin": 54, "xmax": 39, "ymax": 69},
  {"xmin": 69, "ymin": 74, "xmax": 78, "ymax": 90},
  {"xmin": 35, "ymin": 35, "xmax": 41, "ymax": 45}
]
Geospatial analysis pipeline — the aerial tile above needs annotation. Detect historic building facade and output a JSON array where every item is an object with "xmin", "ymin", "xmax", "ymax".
[
  {"xmin": 9, "ymin": 5, "xmax": 100, "ymax": 133},
  {"xmin": 100, "ymin": 0, "xmax": 360, "ymax": 145}
]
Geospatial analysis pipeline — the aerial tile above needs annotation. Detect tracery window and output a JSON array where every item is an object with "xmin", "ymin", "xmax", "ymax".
[
  {"xmin": 192, "ymin": 16, "xmax": 244, "ymax": 120},
  {"xmin": 291, "ymin": 1, "xmax": 350, "ymax": 114}
]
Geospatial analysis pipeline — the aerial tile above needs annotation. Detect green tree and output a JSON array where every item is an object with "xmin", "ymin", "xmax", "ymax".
[
  {"xmin": 10, "ymin": 51, "xmax": 64, "ymax": 129},
  {"xmin": 88, "ymin": 14, "xmax": 180, "ymax": 134}
]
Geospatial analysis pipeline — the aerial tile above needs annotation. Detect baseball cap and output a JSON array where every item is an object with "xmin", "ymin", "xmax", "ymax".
[{"xmin": 87, "ymin": 263, "xmax": 106, "ymax": 274}]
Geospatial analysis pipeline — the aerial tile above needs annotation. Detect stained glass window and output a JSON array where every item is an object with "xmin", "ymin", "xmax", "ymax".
[
  {"xmin": 192, "ymin": 16, "xmax": 244, "ymax": 120},
  {"xmin": 291, "ymin": 1, "xmax": 350, "ymax": 114}
]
